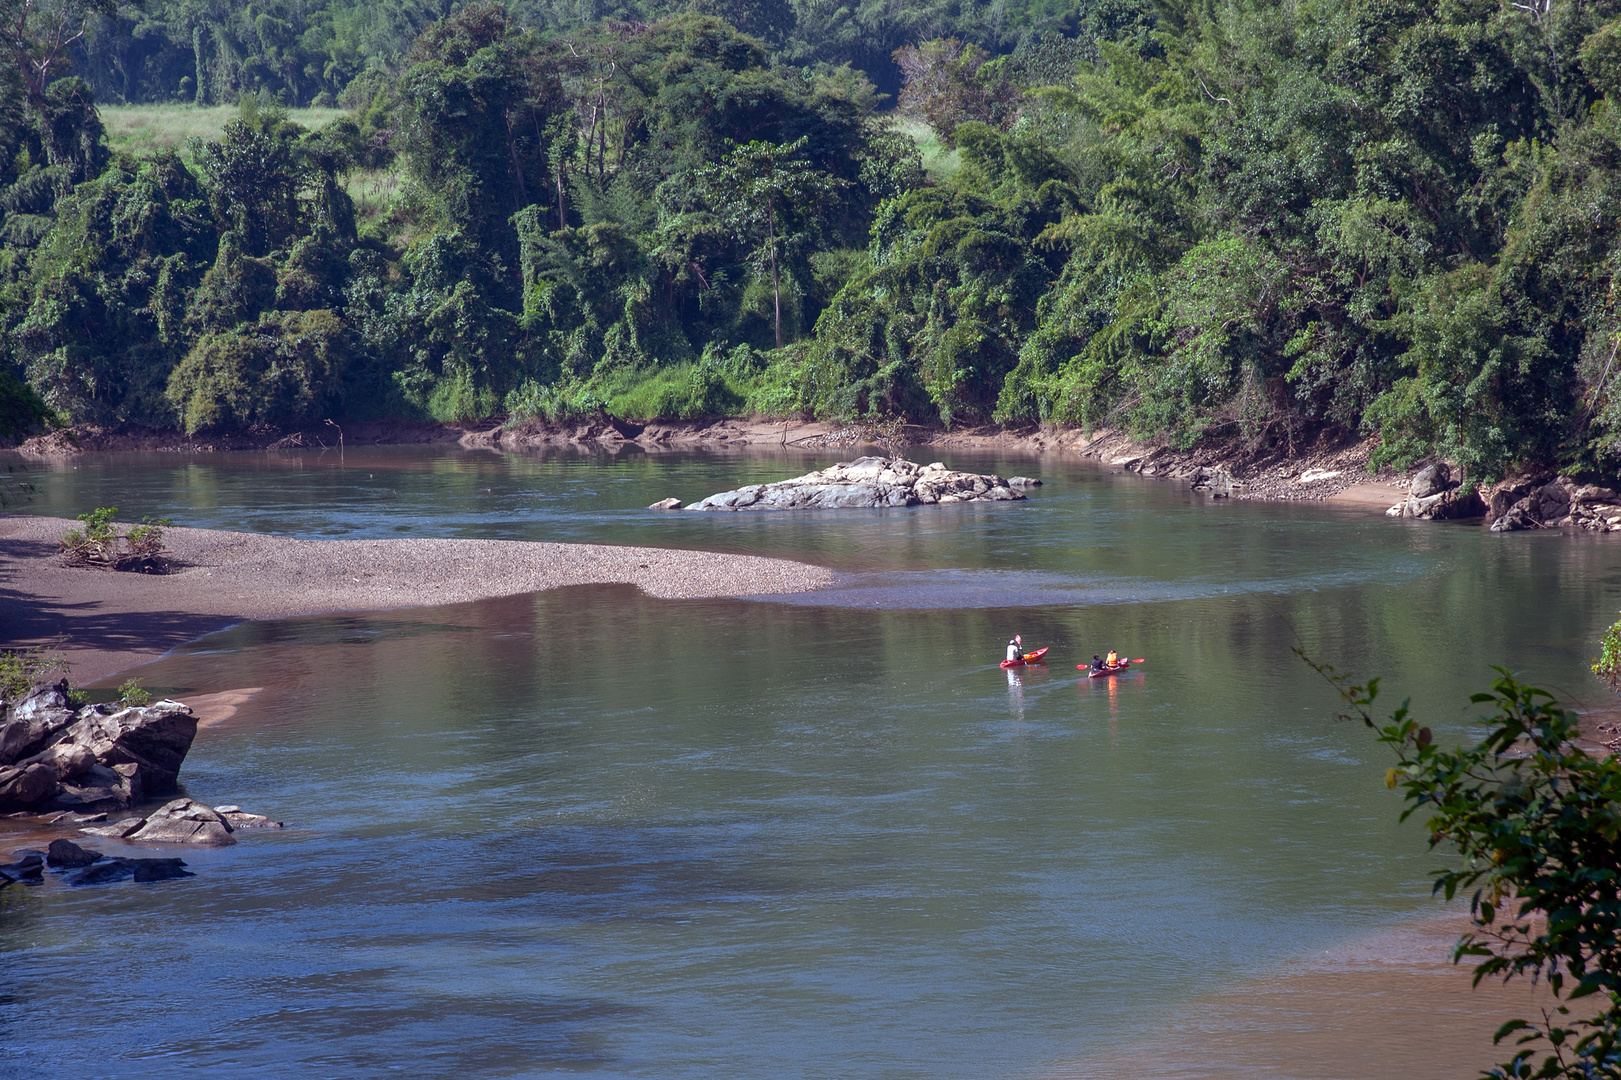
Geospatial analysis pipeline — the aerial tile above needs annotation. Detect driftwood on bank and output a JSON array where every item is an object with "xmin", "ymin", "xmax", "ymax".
[{"xmin": 58, "ymin": 514, "xmax": 170, "ymax": 573}]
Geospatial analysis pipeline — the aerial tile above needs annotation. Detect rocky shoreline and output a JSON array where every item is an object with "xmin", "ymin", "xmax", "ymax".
[
  {"xmin": 12, "ymin": 415, "xmax": 1621, "ymax": 547},
  {"xmin": 5, "ymin": 415, "xmax": 1430, "ymax": 509},
  {"xmin": 0, "ymin": 680, "xmax": 281, "ymax": 888}
]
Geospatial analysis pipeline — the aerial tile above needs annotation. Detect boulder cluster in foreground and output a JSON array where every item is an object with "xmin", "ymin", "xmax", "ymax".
[
  {"xmin": 0, "ymin": 683, "xmax": 281, "ymax": 885},
  {"xmin": 650, "ymin": 457, "xmax": 1040, "ymax": 512},
  {"xmin": 1, "ymin": 681, "xmax": 198, "ymax": 814}
]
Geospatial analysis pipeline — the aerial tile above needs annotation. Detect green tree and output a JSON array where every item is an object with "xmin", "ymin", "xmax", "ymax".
[
  {"xmin": 695, "ymin": 136, "xmax": 846, "ymax": 348},
  {"xmin": 1309, "ymin": 656, "xmax": 1621, "ymax": 1079}
]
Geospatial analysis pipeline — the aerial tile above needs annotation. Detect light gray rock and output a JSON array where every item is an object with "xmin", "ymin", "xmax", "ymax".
[
  {"xmin": 20, "ymin": 740, "xmax": 96, "ymax": 781},
  {"xmin": 1007, "ymin": 476, "xmax": 1042, "ymax": 488},
  {"xmin": 80, "ymin": 816, "xmax": 146, "ymax": 838},
  {"xmin": 0, "ymin": 681, "xmax": 76, "ymax": 765},
  {"xmin": 215, "ymin": 806, "xmax": 283, "ymax": 829},
  {"xmin": 123, "ymin": 798, "xmax": 236, "ymax": 846},
  {"xmin": 648, "ymin": 497, "xmax": 683, "ymax": 510},
  {"xmin": 1535, "ymin": 477, "xmax": 1576, "ymax": 522},
  {"xmin": 1410, "ymin": 463, "xmax": 1454, "ymax": 498},
  {"xmin": 1491, "ymin": 501, "xmax": 1543, "ymax": 532},
  {"xmin": 1387, "ymin": 492, "xmax": 1448, "ymax": 518},
  {"xmin": 683, "ymin": 457, "xmax": 1024, "ymax": 512},
  {"xmin": 50, "ymin": 700, "xmax": 197, "ymax": 796},
  {"xmin": 1190, "ymin": 466, "xmax": 1243, "ymax": 498}
]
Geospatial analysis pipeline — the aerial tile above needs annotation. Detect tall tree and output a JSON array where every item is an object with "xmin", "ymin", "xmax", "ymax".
[
  {"xmin": 1, "ymin": 0, "xmax": 116, "ymax": 109},
  {"xmin": 695, "ymin": 136, "xmax": 845, "ymax": 348}
]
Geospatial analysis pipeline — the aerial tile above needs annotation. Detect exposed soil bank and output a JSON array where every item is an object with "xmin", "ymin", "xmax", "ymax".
[{"xmin": 0, "ymin": 515, "xmax": 836, "ymax": 684}]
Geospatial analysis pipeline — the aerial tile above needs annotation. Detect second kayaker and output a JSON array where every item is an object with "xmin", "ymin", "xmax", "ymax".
[
  {"xmin": 1006, "ymin": 635, "xmax": 1023, "ymax": 664},
  {"xmin": 1105, "ymin": 649, "xmax": 1119, "ymax": 668}
]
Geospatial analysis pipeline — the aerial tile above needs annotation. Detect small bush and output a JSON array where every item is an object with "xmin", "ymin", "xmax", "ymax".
[
  {"xmin": 605, "ymin": 361, "xmax": 745, "ymax": 421},
  {"xmin": 0, "ymin": 648, "xmax": 69, "ymax": 701},
  {"xmin": 60, "ymin": 508, "xmax": 172, "ymax": 572},
  {"xmin": 117, "ymin": 677, "xmax": 151, "ymax": 707},
  {"xmin": 1594, "ymin": 615, "xmax": 1621, "ymax": 691}
]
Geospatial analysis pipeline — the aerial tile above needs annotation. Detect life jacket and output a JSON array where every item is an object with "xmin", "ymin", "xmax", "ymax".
[{"xmin": 1106, "ymin": 651, "xmax": 1118, "ymax": 666}]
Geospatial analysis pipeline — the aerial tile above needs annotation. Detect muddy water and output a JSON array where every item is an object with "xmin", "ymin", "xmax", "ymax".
[{"xmin": 3, "ymin": 446, "xmax": 1618, "ymax": 1078}]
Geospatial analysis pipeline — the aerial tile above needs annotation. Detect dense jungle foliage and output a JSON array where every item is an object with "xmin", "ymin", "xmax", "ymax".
[{"xmin": 9, "ymin": 0, "xmax": 1621, "ymax": 480}]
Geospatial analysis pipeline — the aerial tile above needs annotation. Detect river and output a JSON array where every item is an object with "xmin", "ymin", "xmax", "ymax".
[{"xmin": 2, "ymin": 445, "xmax": 1616, "ymax": 1078}]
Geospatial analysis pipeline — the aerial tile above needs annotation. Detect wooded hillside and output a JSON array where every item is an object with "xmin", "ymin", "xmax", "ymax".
[{"xmin": 4, "ymin": 0, "xmax": 1621, "ymax": 483}]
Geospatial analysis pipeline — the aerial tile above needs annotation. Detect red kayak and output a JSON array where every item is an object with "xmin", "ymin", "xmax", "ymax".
[
  {"xmin": 1001, "ymin": 647, "xmax": 1049, "ymax": 669},
  {"xmin": 1082, "ymin": 660, "xmax": 1139, "ymax": 678}
]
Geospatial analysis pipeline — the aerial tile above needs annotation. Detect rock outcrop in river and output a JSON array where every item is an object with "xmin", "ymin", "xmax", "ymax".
[
  {"xmin": 652, "ymin": 457, "xmax": 1036, "ymax": 511},
  {"xmin": 0, "ymin": 683, "xmax": 283, "ymax": 867},
  {"xmin": 0, "ymin": 681, "xmax": 196, "ymax": 814}
]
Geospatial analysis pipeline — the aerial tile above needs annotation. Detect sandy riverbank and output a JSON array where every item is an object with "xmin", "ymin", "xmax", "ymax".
[
  {"xmin": 0, "ymin": 515, "xmax": 837, "ymax": 684},
  {"xmin": 1052, "ymin": 909, "xmax": 1553, "ymax": 1079}
]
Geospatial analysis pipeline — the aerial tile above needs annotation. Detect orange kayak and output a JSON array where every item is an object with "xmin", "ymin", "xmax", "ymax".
[
  {"xmin": 1001, "ymin": 647, "xmax": 1049, "ymax": 669},
  {"xmin": 1082, "ymin": 660, "xmax": 1135, "ymax": 678}
]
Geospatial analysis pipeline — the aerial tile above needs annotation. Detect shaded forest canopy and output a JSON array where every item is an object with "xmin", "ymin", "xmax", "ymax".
[{"xmin": 5, "ymin": 0, "xmax": 1621, "ymax": 482}]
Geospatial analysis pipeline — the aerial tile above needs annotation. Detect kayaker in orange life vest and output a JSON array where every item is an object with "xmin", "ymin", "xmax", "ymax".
[{"xmin": 1105, "ymin": 649, "xmax": 1119, "ymax": 668}]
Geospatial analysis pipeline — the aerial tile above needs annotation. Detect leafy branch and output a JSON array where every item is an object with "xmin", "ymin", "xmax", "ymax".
[{"xmin": 1300, "ymin": 650, "xmax": 1621, "ymax": 1079}]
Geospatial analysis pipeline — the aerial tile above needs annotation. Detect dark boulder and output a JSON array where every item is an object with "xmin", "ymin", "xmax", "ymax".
[
  {"xmin": 0, "ymin": 852, "xmax": 44, "ymax": 883},
  {"xmin": 66, "ymin": 859, "xmax": 134, "ymax": 886},
  {"xmin": 45, "ymin": 838, "xmax": 102, "ymax": 868},
  {"xmin": 0, "ymin": 762, "xmax": 60, "ymax": 812},
  {"xmin": 132, "ymin": 858, "xmax": 192, "ymax": 882}
]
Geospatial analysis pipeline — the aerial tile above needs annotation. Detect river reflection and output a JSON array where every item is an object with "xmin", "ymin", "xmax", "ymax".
[{"xmin": 4, "ymin": 448, "xmax": 1621, "ymax": 1078}]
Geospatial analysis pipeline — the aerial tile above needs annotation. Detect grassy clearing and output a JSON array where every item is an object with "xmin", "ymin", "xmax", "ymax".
[
  {"xmin": 346, "ymin": 166, "xmax": 404, "ymax": 229},
  {"xmin": 889, "ymin": 116, "xmax": 961, "ymax": 182},
  {"xmin": 101, "ymin": 104, "xmax": 350, "ymax": 158}
]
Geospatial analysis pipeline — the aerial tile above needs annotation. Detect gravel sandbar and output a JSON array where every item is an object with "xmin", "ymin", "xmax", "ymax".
[{"xmin": 1, "ymin": 515, "xmax": 836, "ymax": 683}]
